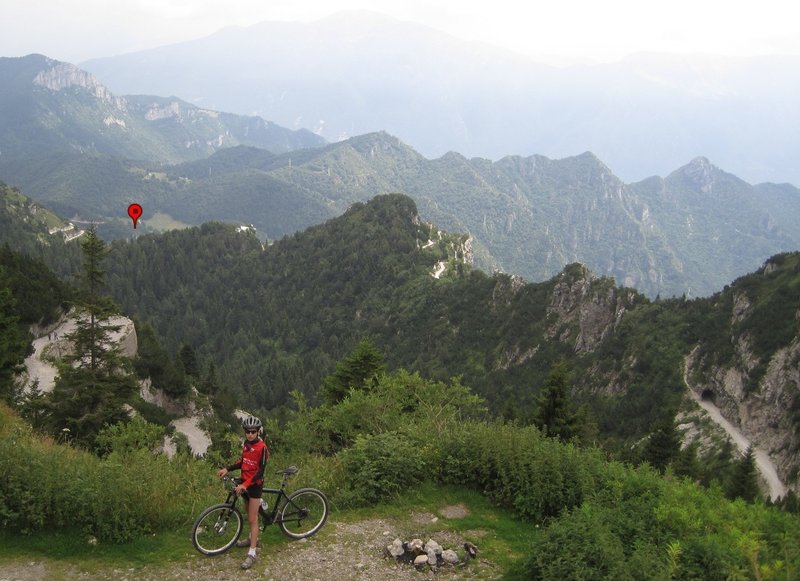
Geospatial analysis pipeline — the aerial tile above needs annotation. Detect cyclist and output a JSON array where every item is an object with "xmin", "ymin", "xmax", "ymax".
[{"xmin": 217, "ymin": 415, "xmax": 270, "ymax": 569}]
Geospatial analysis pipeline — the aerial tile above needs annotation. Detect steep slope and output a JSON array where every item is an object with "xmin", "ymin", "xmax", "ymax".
[
  {"xmin": 682, "ymin": 253, "xmax": 800, "ymax": 490},
  {"xmin": 0, "ymin": 55, "xmax": 324, "ymax": 164},
  {"xmin": 3, "ymin": 187, "xmax": 799, "ymax": 488},
  {"xmin": 3, "ymin": 55, "xmax": 799, "ymax": 299}
]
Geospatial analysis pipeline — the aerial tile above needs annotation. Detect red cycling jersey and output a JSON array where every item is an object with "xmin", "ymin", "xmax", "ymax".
[{"xmin": 227, "ymin": 437, "xmax": 269, "ymax": 488}]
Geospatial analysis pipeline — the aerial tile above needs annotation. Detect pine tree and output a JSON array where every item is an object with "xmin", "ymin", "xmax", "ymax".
[
  {"xmin": 66, "ymin": 227, "xmax": 122, "ymax": 371},
  {"xmin": 179, "ymin": 344, "xmax": 199, "ymax": 378},
  {"xmin": 0, "ymin": 267, "xmax": 28, "ymax": 403},
  {"xmin": 321, "ymin": 338, "xmax": 387, "ymax": 404},
  {"xmin": 641, "ymin": 419, "xmax": 681, "ymax": 473},
  {"xmin": 42, "ymin": 228, "xmax": 137, "ymax": 448},
  {"xmin": 727, "ymin": 445, "xmax": 761, "ymax": 502},
  {"xmin": 533, "ymin": 360, "xmax": 576, "ymax": 442},
  {"xmin": 673, "ymin": 441, "xmax": 702, "ymax": 481}
]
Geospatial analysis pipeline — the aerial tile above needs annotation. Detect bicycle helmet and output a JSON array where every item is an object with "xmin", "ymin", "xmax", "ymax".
[{"xmin": 242, "ymin": 416, "xmax": 262, "ymax": 431}]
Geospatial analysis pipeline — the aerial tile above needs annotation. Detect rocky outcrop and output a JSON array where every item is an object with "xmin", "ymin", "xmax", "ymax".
[
  {"xmin": 546, "ymin": 263, "xmax": 640, "ymax": 353},
  {"xmin": 33, "ymin": 60, "xmax": 126, "ymax": 110},
  {"xmin": 22, "ymin": 314, "xmax": 137, "ymax": 394},
  {"xmin": 685, "ymin": 302, "xmax": 800, "ymax": 493}
]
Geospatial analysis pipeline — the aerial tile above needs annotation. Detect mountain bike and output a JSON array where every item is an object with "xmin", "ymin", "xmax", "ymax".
[{"xmin": 191, "ymin": 465, "xmax": 329, "ymax": 555}]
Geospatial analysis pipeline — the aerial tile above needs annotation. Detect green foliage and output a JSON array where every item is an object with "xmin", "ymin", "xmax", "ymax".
[
  {"xmin": 321, "ymin": 337, "xmax": 386, "ymax": 404},
  {"xmin": 0, "ymin": 403, "xmax": 218, "ymax": 543},
  {"xmin": 94, "ymin": 416, "xmax": 166, "ymax": 457},
  {"xmin": 641, "ymin": 419, "xmax": 681, "ymax": 473},
  {"xmin": 133, "ymin": 320, "xmax": 188, "ymax": 398},
  {"xmin": 437, "ymin": 421, "xmax": 607, "ymax": 522},
  {"xmin": 0, "ymin": 268, "xmax": 28, "ymax": 404},
  {"xmin": 31, "ymin": 366, "xmax": 138, "ymax": 449},
  {"xmin": 0, "ymin": 243, "xmax": 71, "ymax": 326},
  {"xmin": 727, "ymin": 445, "xmax": 761, "ymax": 502},
  {"xmin": 25, "ymin": 229, "xmax": 139, "ymax": 448},
  {"xmin": 66, "ymin": 227, "xmax": 122, "ymax": 371},
  {"xmin": 523, "ymin": 466, "xmax": 800, "ymax": 580},
  {"xmin": 178, "ymin": 344, "xmax": 199, "ymax": 378},
  {"xmin": 337, "ymin": 431, "xmax": 429, "ymax": 507},
  {"xmin": 282, "ymin": 370, "xmax": 486, "ymax": 454},
  {"xmin": 533, "ymin": 360, "xmax": 576, "ymax": 442}
]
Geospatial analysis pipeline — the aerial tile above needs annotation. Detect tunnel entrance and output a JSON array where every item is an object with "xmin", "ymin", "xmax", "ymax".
[{"xmin": 700, "ymin": 389, "xmax": 716, "ymax": 403}]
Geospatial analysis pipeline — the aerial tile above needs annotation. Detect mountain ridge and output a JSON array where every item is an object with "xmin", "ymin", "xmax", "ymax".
[
  {"xmin": 0, "ymin": 54, "xmax": 325, "ymax": 165},
  {"xmin": 2, "ymin": 55, "xmax": 800, "ymax": 298},
  {"xmin": 78, "ymin": 11, "xmax": 800, "ymax": 185}
]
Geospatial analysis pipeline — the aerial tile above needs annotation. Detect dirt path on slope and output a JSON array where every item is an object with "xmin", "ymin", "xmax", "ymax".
[
  {"xmin": 683, "ymin": 349, "xmax": 787, "ymax": 500},
  {"xmin": 22, "ymin": 318, "xmax": 77, "ymax": 393},
  {"xmin": 22, "ymin": 316, "xmax": 136, "ymax": 395}
]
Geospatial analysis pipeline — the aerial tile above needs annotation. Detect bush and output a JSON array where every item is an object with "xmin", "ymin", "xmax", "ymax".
[
  {"xmin": 0, "ymin": 403, "xmax": 219, "ymax": 543},
  {"xmin": 437, "ymin": 421, "xmax": 607, "ymax": 522},
  {"xmin": 337, "ymin": 431, "xmax": 428, "ymax": 507},
  {"xmin": 522, "ymin": 469, "xmax": 800, "ymax": 580}
]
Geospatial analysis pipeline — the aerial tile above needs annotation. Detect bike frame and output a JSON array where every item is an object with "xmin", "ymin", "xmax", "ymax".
[{"xmin": 224, "ymin": 474, "xmax": 298, "ymax": 531}]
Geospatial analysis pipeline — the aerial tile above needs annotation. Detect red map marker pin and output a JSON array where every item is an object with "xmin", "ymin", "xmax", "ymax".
[{"xmin": 127, "ymin": 203, "xmax": 143, "ymax": 229}]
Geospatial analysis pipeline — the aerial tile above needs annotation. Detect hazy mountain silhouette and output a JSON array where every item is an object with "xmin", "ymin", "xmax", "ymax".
[{"xmin": 81, "ymin": 11, "xmax": 800, "ymax": 186}]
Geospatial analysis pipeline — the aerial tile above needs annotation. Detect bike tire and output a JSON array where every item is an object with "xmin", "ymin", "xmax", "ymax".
[
  {"xmin": 191, "ymin": 503, "xmax": 244, "ymax": 555},
  {"xmin": 278, "ymin": 488, "xmax": 329, "ymax": 539}
]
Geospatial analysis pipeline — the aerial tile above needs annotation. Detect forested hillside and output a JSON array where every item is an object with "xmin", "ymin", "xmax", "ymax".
[
  {"xmin": 3, "ymin": 183, "xmax": 799, "ymax": 480},
  {"xmin": 2, "ymin": 55, "xmax": 799, "ymax": 298},
  {"xmin": 2, "ymin": 186, "xmax": 800, "ymax": 578},
  {"xmin": 83, "ymin": 193, "xmax": 798, "ymax": 476}
]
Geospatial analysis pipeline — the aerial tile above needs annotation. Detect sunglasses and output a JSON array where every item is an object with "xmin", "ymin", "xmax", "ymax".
[{"xmin": 244, "ymin": 429, "xmax": 259, "ymax": 434}]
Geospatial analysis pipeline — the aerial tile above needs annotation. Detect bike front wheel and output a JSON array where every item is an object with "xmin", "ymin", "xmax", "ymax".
[
  {"xmin": 278, "ymin": 488, "xmax": 329, "ymax": 539},
  {"xmin": 192, "ymin": 503, "xmax": 243, "ymax": 555}
]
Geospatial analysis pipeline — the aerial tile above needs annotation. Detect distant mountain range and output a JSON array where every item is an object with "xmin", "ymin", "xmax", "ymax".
[
  {"xmin": 79, "ymin": 11, "xmax": 800, "ymax": 186},
  {"xmin": 0, "ymin": 54, "xmax": 324, "ymax": 165},
  {"xmin": 1, "ymin": 54, "xmax": 799, "ymax": 298}
]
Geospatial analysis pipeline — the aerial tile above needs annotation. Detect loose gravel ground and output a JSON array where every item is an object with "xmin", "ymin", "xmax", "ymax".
[{"xmin": 0, "ymin": 509, "xmax": 502, "ymax": 581}]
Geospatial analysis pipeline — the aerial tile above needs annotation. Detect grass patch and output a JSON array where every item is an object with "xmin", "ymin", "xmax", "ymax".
[
  {"xmin": 146, "ymin": 212, "xmax": 193, "ymax": 232},
  {"xmin": 0, "ymin": 528, "xmax": 192, "ymax": 567},
  {"xmin": 0, "ymin": 481, "xmax": 535, "ymax": 578},
  {"xmin": 330, "ymin": 481, "xmax": 536, "ymax": 574}
]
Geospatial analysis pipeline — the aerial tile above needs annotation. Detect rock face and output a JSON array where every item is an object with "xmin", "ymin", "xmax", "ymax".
[
  {"xmin": 21, "ymin": 313, "xmax": 138, "ymax": 394},
  {"xmin": 546, "ymin": 263, "xmax": 640, "ymax": 353},
  {"xmin": 684, "ymin": 285, "xmax": 800, "ymax": 494},
  {"xmin": 33, "ymin": 60, "xmax": 126, "ymax": 109}
]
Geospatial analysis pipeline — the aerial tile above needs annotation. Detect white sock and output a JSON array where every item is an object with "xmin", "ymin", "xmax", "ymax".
[{"xmin": 248, "ymin": 548, "xmax": 257, "ymax": 558}]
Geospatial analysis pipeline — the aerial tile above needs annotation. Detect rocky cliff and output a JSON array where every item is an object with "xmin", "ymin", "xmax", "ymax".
[{"xmin": 683, "ymin": 260, "xmax": 800, "ymax": 494}]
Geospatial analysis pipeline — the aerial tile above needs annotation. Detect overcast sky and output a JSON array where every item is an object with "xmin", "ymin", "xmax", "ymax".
[{"xmin": 2, "ymin": 0, "xmax": 798, "ymax": 65}]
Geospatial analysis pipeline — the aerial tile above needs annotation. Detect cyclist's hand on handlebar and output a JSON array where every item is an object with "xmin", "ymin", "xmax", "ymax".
[{"xmin": 217, "ymin": 468, "xmax": 228, "ymax": 479}]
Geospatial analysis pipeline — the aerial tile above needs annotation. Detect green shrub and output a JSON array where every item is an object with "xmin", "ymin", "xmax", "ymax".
[
  {"xmin": 337, "ymin": 431, "xmax": 428, "ymax": 507},
  {"xmin": 437, "ymin": 421, "xmax": 607, "ymax": 522},
  {"xmin": 0, "ymin": 404, "xmax": 219, "ymax": 543}
]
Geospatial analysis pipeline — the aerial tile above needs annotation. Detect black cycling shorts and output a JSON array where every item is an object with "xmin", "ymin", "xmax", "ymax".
[{"xmin": 243, "ymin": 483, "xmax": 263, "ymax": 499}]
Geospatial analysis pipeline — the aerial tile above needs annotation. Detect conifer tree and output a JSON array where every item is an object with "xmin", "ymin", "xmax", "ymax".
[
  {"xmin": 41, "ymin": 227, "xmax": 137, "ymax": 448},
  {"xmin": 641, "ymin": 418, "xmax": 681, "ymax": 473},
  {"xmin": 533, "ymin": 360, "xmax": 576, "ymax": 442},
  {"xmin": 321, "ymin": 338, "xmax": 387, "ymax": 404},
  {"xmin": 179, "ymin": 344, "xmax": 199, "ymax": 378},
  {"xmin": 67, "ymin": 227, "xmax": 122, "ymax": 371},
  {"xmin": 727, "ymin": 445, "xmax": 761, "ymax": 502}
]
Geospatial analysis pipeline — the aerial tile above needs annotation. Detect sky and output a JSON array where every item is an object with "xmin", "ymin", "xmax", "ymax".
[{"xmin": 2, "ymin": 0, "xmax": 799, "ymax": 65}]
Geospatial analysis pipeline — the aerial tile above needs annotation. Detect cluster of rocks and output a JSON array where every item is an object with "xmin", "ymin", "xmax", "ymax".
[{"xmin": 385, "ymin": 537, "xmax": 478, "ymax": 570}]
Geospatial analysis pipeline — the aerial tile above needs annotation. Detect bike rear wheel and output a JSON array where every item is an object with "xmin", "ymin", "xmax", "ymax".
[
  {"xmin": 192, "ymin": 503, "xmax": 243, "ymax": 555},
  {"xmin": 278, "ymin": 488, "xmax": 329, "ymax": 539}
]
